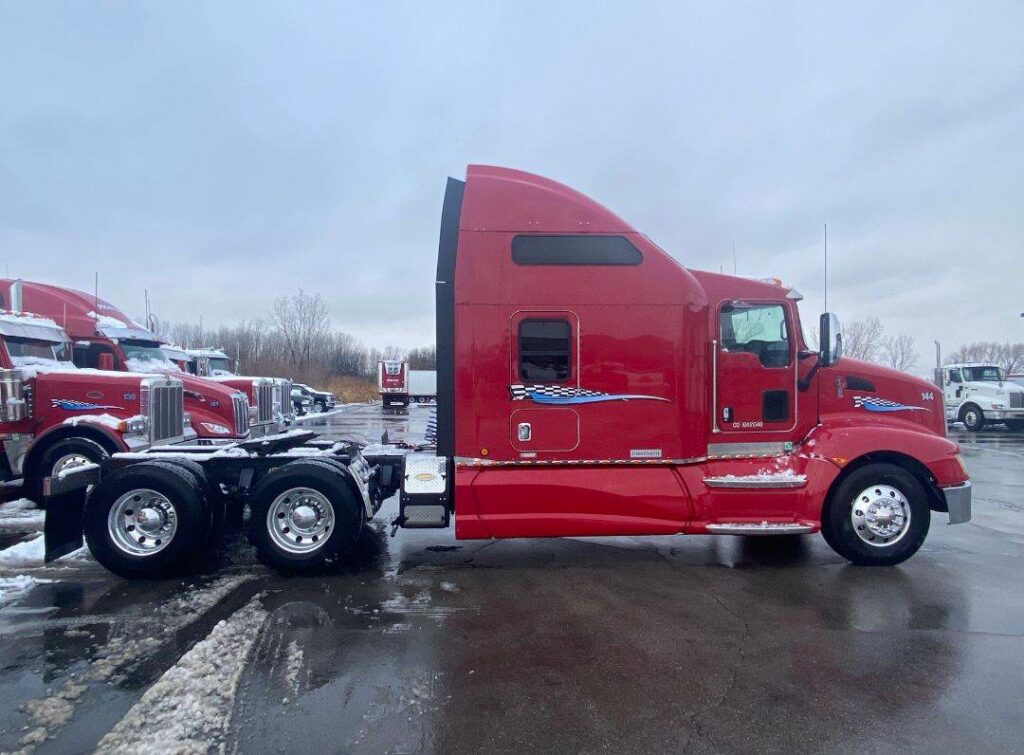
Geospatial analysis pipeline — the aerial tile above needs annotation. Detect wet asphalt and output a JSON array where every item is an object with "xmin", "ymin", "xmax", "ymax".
[{"xmin": 1, "ymin": 405, "xmax": 1023, "ymax": 753}]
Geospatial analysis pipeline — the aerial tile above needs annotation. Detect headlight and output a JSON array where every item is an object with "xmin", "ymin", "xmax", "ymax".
[
  {"xmin": 119, "ymin": 415, "xmax": 149, "ymax": 434},
  {"xmin": 183, "ymin": 412, "xmax": 192, "ymax": 427},
  {"xmin": 200, "ymin": 422, "xmax": 232, "ymax": 435},
  {"xmin": 991, "ymin": 403, "xmax": 1006, "ymax": 410}
]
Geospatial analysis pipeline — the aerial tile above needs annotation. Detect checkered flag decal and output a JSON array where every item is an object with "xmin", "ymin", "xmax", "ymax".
[
  {"xmin": 509, "ymin": 384, "xmax": 609, "ymax": 401},
  {"xmin": 853, "ymin": 396, "xmax": 903, "ymax": 408}
]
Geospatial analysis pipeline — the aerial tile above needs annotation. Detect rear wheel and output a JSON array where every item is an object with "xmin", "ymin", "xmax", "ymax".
[
  {"xmin": 961, "ymin": 404, "xmax": 985, "ymax": 432},
  {"xmin": 84, "ymin": 461, "xmax": 211, "ymax": 578},
  {"xmin": 246, "ymin": 459, "xmax": 364, "ymax": 575},
  {"xmin": 821, "ymin": 463, "xmax": 930, "ymax": 566}
]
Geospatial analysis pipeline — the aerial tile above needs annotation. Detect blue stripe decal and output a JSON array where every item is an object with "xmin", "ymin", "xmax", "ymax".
[{"xmin": 528, "ymin": 393, "xmax": 670, "ymax": 405}]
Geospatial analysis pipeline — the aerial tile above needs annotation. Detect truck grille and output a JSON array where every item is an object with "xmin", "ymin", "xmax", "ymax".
[
  {"xmin": 254, "ymin": 379, "xmax": 274, "ymax": 425},
  {"xmin": 143, "ymin": 377, "xmax": 185, "ymax": 444},
  {"xmin": 277, "ymin": 379, "xmax": 293, "ymax": 420},
  {"xmin": 232, "ymin": 393, "xmax": 250, "ymax": 436},
  {"xmin": 1011, "ymin": 393, "xmax": 1024, "ymax": 409}
]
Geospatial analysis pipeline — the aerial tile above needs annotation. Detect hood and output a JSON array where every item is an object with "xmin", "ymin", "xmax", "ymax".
[{"xmin": 821, "ymin": 358, "xmax": 945, "ymax": 436}]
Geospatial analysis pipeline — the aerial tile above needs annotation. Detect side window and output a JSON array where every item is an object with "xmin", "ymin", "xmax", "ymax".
[
  {"xmin": 518, "ymin": 319, "xmax": 571, "ymax": 382},
  {"xmin": 720, "ymin": 303, "xmax": 791, "ymax": 368},
  {"xmin": 74, "ymin": 342, "xmax": 114, "ymax": 369},
  {"xmin": 948, "ymin": 369, "xmax": 962, "ymax": 384}
]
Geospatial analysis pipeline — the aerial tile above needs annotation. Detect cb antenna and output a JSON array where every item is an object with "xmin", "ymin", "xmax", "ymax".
[{"xmin": 732, "ymin": 239, "xmax": 737, "ymax": 275}]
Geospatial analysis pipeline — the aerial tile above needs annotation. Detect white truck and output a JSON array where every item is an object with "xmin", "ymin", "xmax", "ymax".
[{"xmin": 940, "ymin": 362, "xmax": 1024, "ymax": 431}]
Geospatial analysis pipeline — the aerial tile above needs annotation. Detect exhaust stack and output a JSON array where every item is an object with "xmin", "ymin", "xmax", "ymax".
[{"xmin": 10, "ymin": 279, "xmax": 23, "ymax": 313}]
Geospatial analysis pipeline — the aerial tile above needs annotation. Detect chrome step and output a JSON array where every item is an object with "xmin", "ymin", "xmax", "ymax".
[
  {"xmin": 706, "ymin": 522, "xmax": 814, "ymax": 535},
  {"xmin": 703, "ymin": 475, "xmax": 806, "ymax": 489}
]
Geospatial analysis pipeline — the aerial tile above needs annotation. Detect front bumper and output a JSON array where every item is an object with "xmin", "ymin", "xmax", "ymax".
[
  {"xmin": 942, "ymin": 481, "xmax": 972, "ymax": 524},
  {"xmin": 986, "ymin": 408, "xmax": 1024, "ymax": 421}
]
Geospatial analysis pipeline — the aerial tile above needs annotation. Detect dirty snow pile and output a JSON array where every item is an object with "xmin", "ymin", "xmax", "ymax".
[
  {"xmin": 0, "ymin": 534, "xmax": 90, "ymax": 566},
  {"xmin": 0, "ymin": 497, "xmax": 44, "ymax": 530},
  {"xmin": 0, "ymin": 574, "xmax": 47, "ymax": 608},
  {"xmin": 96, "ymin": 596, "xmax": 268, "ymax": 754}
]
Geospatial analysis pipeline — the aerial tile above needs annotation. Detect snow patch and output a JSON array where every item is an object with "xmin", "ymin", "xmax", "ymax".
[
  {"xmin": 124, "ymin": 357, "xmax": 181, "ymax": 374},
  {"xmin": 0, "ymin": 498, "xmax": 44, "ymax": 531},
  {"xmin": 0, "ymin": 574, "xmax": 47, "ymax": 608},
  {"xmin": 96, "ymin": 596, "xmax": 268, "ymax": 753},
  {"xmin": 284, "ymin": 640, "xmax": 304, "ymax": 692},
  {"xmin": 62, "ymin": 413, "xmax": 126, "ymax": 430},
  {"xmin": 0, "ymin": 535, "xmax": 90, "ymax": 565}
]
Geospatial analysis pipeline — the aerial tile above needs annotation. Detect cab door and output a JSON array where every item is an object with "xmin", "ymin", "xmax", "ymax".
[
  {"xmin": 714, "ymin": 302, "xmax": 797, "ymax": 434},
  {"xmin": 509, "ymin": 311, "xmax": 580, "ymax": 454}
]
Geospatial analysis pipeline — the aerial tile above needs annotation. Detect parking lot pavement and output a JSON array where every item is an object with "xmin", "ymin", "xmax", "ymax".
[{"xmin": 1, "ymin": 410, "xmax": 1024, "ymax": 753}]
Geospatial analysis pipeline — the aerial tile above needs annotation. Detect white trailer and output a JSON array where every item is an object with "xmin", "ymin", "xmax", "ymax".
[{"xmin": 407, "ymin": 369, "xmax": 437, "ymax": 403}]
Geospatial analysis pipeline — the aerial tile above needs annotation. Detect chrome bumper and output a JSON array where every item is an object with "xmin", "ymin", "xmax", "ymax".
[
  {"xmin": 942, "ymin": 481, "xmax": 972, "ymax": 524},
  {"xmin": 987, "ymin": 409, "xmax": 1024, "ymax": 420}
]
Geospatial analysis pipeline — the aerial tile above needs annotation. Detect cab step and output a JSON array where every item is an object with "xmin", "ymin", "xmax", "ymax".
[
  {"xmin": 706, "ymin": 522, "xmax": 814, "ymax": 535},
  {"xmin": 397, "ymin": 455, "xmax": 451, "ymax": 530}
]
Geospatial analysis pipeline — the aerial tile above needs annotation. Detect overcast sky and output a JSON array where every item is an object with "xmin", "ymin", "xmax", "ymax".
[{"xmin": 2, "ymin": 2, "xmax": 1022, "ymax": 371}]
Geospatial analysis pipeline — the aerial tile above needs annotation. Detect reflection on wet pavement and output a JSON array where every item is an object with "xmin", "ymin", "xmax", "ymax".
[{"xmin": 1, "ymin": 412, "xmax": 1023, "ymax": 752}]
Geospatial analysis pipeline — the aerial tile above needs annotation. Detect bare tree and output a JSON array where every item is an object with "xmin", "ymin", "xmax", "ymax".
[
  {"xmin": 270, "ymin": 290, "xmax": 330, "ymax": 368},
  {"xmin": 407, "ymin": 345, "xmax": 436, "ymax": 369},
  {"xmin": 843, "ymin": 317, "xmax": 885, "ymax": 362},
  {"xmin": 948, "ymin": 341, "xmax": 1024, "ymax": 373},
  {"xmin": 881, "ymin": 333, "xmax": 918, "ymax": 372}
]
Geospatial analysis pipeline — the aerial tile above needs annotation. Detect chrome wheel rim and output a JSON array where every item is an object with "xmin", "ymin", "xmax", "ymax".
[
  {"xmin": 964, "ymin": 409, "xmax": 979, "ymax": 427},
  {"xmin": 108, "ymin": 489, "xmax": 178, "ymax": 556},
  {"xmin": 851, "ymin": 484, "xmax": 911, "ymax": 547},
  {"xmin": 267, "ymin": 487, "xmax": 334, "ymax": 554},
  {"xmin": 53, "ymin": 453, "xmax": 95, "ymax": 476}
]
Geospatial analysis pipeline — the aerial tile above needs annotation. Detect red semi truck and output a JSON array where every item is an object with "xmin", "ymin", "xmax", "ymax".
[
  {"xmin": 184, "ymin": 348, "xmax": 295, "ymax": 436},
  {"xmin": 378, "ymin": 359, "xmax": 408, "ymax": 406},
  {"xmin": 0, "ymin": 280, "xmax": 252, "ymax": 442},
  {"xmin": 0, "ymin": 303, "xmax": 190, "ymax": 503},
  {"xmin": 46, "ymin": 166, "xmax": 970, "ymax": 577}
]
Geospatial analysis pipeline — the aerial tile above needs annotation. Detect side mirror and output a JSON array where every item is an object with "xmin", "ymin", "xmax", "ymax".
[
  {"xmin": 98, "ymin": 352, "xmax": 115, "ymax": 371},
  {"xmin": 819, "ymin": 312, "xmax": 843, "ymax": 367}
]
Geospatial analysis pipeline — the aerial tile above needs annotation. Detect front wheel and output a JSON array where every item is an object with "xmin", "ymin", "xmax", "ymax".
[
  {"xmin": 821, "ymin": 463, "xmax": 930, "ymax": 566},
  {"xmin": 30, "ymin": 436, "xmax": 112, "ymax": 504},
  {"xmin": 961, "ymin": 404, "xmax": 985, "ymax": 432}
]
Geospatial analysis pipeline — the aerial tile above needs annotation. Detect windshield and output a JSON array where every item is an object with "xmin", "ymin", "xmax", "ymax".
[
  {"xmin": 121, "ymin": 340, "xmax": 181, "ymax": 372},
  {"xmin": 963, "ymin": 366, "xmax": 1004, "ymax": 382},
  {"xmin": 6, "ymin": 337, "xmax": 73, "ymax": 367},
  {"xmin": 209, "ymin": 357, "xmax": 233, "ymax": 375}
]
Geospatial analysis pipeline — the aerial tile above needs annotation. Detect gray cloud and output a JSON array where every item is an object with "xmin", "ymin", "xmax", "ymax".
[{"xmin": 1, "ymin": 2, "xmax": 1022, "ymax": 366}]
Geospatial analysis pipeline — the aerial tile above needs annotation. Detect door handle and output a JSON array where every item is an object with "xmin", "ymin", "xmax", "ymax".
[{"xmin": 517, "ymin": 422, "xmax": 532, "ymax": 442}]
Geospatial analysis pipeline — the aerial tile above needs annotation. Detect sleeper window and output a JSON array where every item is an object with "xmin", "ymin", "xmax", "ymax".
[{"xmin": 519, "ymin": 320, "xmax": 571, "ymax": 382}]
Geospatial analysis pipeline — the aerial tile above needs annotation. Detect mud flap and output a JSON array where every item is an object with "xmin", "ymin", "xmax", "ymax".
[{"xmin": 42, "ymin": 464, "xmax": 99, "ymax": 562}]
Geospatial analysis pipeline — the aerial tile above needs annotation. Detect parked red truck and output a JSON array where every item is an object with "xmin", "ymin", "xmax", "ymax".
[
  {"xmin": 184, "ymin": 347, "xmax": 295, "ymax": 435},
  {"xmin": 378, "ymin": 359, "xmax": 408, "ymax": 407},
  {"xmin": 0, "ymin": 303, "xmax": 191, "ymax": 503},
  {"xmin": 46, "ymin": 165, "xmax": 970, "ymax": 577},
  {"xmin": 0, "ymin": 280, "xmax": 251, "ymax": 442}
]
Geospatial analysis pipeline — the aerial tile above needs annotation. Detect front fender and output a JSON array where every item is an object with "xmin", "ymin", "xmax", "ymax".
[{"xmin": 807, "ymin": 418, "xmax": 966, "ymax": 487}]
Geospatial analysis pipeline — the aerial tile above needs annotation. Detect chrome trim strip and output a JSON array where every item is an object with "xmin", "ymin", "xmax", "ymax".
[
  {"xmin": 942, "ymin": 481, "xmax": 972, "ymax": 524},
  {"xmin": 704, "ymin": 476, "xmax": 806, "ymax": 489},
  {"xmin": 454, "ymin": 456, "xmax": 706, "ymax": 468},
  {"xmin": 707, "ymin": 441, "xmax": 788, "ymax": 458},
  {"xmin": 711, "ymin": 339, "xmax": 719, "ymax": 433},
  {"xmin": 706, "ymin": 522, "xmax": 814, "ymax": 535}
]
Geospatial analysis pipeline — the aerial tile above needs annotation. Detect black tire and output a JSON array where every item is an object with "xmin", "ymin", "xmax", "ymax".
[
  {"xmin": 246, "ymin": 459, "xmax": 364, "ymax": 575},
  {"xmin": 821, "ymin": 463, "xmax": 930, "ymax": 566},
  {"xmin": 315, "ymin": 401, "xmax": 327, "ymax": 413},
  {"xmin": 29, "ymin": 436, "xmax": 112, "ymax": 504},
  {"xmin": 1006, "ymin": 420, "xmax": 1024, "ymax": 432},
  {"xmin": 162, "ymin": 458, "xmax": 229, "ymax": 545},
  {"xmin": 84, "ymin": 461, "xmax": 211, "ymax": 578},
  {"xmin": 961, "ymin": 404, "xmax": 985, "ymax": 432}
]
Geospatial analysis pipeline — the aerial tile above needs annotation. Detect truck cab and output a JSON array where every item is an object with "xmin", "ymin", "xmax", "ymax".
[
  {"xmin": 0, "ymin": 280, "xmax": 251, "ymax": 443},
  {"xmin": 940, "ymin": 362, "xmax": 1024, "ymax": 431},
  {"xmin": 185, "ymin": 347, "xmax": 295, "ymax": 435},
  {"xmin": 0, "ymin": 309, "xmax": 192, "ymax": 498}
]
